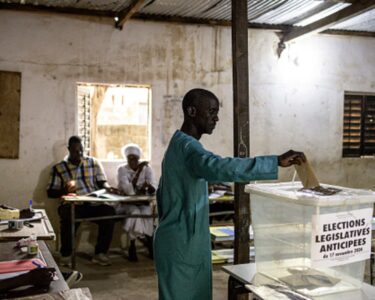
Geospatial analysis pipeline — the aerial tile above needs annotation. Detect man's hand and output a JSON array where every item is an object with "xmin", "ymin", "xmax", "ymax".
[
  {"xmin": 147, "ymin": 185, "xmax": 156, "ymax": 195},
  {"xmin": 105, "ymin": 187, "xmax": 120, "ymax": 194},
  {"xmin": 139, "ymin": 182, "xmax": 156, "ymax": 195},
  {"xmin": 137, "ymin": 161, "xmax": 148, "ymax": 171},
  {"xmin": 132, "ymin": 162, "xmax": 149, "ymax": 188},
  {"xmin": 65, "ymin": 181, "xmax": 77, "ymax": 194},
  {"xmin": 278, "ymin": 150, "xmax": 306, "ymax": 167}
]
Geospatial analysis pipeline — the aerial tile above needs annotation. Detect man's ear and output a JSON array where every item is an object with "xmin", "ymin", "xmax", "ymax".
[{"xmin": 186, "ymin": 106, "xmax": 196, "ymax": 117}]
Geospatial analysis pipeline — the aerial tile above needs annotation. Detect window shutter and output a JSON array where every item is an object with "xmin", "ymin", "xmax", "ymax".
[
  {"xmin": 343, "ymin": 94, "xmax": 362, "ymax": 157},
  {"xmin": 363, "ymin": 96, "xmax": 375, "ymax": 155},
  {"xmin": 78, "ymin": 88, "xmax": 91, "ymax": 156}
]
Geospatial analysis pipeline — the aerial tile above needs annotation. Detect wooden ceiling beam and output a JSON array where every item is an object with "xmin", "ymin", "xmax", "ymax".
[
  {"xmin": 280, "ymin": 0, "xmax": 375, "ymax": 43},
  {"xmin": 277, "ymin": 0, "xmax": 375, "ymax": 56},
  {"xmin": 322, "ymin": 28, "xmax": 375, "ymax": 38},
  {"xmin": 115, "ymin": 0, "xmax": 146, "ymax": 29},
  {"xmin": 284, "ymin": 1, "xmax": 337, "ymax": 25}
]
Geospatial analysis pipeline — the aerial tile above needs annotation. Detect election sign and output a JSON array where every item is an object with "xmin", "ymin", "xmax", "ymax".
[{"xmin": 311, "ymin": 208, "xmax": 372, "ymax": 268}]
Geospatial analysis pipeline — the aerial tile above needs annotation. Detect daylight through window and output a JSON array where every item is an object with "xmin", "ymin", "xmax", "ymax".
[{"xmin": 77, "ymin": 83, "xmax": 151, "ymax": 160}]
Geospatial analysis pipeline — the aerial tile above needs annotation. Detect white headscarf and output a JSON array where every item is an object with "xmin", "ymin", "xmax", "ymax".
[{"xmin": 122, "ymin": 143, "xmax": 142, "ymax": 158}]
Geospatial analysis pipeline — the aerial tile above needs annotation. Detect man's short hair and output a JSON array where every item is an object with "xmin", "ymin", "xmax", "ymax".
[
  {"xmin": 68, "ymin": 136, "xmax": 82, "ymax": 147},
  {"xmin": 182, "ymin": 89, "xmax": 218, "ymax": 114}
]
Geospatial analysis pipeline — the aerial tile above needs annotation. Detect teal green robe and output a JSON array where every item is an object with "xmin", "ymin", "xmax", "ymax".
[{"xmin": 154, "ymin": 130, "xmax": 278, "ymax": 300}]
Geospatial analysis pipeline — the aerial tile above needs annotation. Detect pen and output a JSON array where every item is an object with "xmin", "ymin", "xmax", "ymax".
[
  {"xmin": 24, "ymin": 222, "xmax": 34, "ymax": 228},
  {"xmin": 29, "ymin": 199, "xmax": 33, "ymax": 211},
  {"xmin": 32, "ymin": 260, "xmax": 45, "ymax": 268}
]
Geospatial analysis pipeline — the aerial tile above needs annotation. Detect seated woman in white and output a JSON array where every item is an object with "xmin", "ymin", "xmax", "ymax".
[{"xmin": 116, "ymin": 144, "xmax": 156, "ymax": 261}]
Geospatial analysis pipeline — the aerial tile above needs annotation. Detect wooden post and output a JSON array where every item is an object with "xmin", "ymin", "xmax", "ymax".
[{"xmin": 232, "ymin": 0, "xmax": 250, "ymax": 265}]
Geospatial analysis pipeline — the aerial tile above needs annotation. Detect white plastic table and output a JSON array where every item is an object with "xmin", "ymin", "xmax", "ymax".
[{"xmin": 222, "ymin": 263, "xmax": 375, "ymax": 300}]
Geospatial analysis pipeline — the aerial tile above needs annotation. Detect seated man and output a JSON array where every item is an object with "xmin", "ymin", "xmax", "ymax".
[
  {"xmin": 47, "ymin": 136, "xmax": 116, "ymax": 266},
  {"xmin": 116, "ymin": 144, "xmax": 155, "ymax": 261}
]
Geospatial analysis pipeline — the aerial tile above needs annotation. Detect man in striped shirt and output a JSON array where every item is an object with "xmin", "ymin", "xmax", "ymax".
[{"xmin": 47, "ymin": 136, "xmax": 115, "ymax": 266}]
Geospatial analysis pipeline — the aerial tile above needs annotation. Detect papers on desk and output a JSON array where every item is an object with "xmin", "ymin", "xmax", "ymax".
[
  {"xmin": 63, "ymin": 192, "xmax": 155, "ymax": 203},
  {"xmin": 209, "ymin": 190, "xmax": 234, "ymax": 201},
  {"xmin": 210, "ymin": 226, "xmax": 234, "ymax": 241},
  {"xmin": 209, "ymin": 190, "xmax": 227, "ymax": 199},
  {"xmin": 87, "ymin": 189, "xmax": 126, "ymax": 200},
  {"xmin": 0, "ymin": 258, "xmax": 46, "ymax": 274},
  {"xmin": 15, "ymin": 288, "xmax": 93, "ymax": 300},
  {"xmin": 210, "ymin": 225, "xmax": 253, "ymax": 242}
]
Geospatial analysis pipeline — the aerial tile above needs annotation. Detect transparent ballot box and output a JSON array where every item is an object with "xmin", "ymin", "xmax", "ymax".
[{"xmin": 246, "ymin": 182, "xmax": 375, "ymax": 298}]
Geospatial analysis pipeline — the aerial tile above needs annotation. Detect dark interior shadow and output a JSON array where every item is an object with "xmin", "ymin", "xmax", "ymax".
[{"xmin": 32, "ymin": 140, "xmax": 67, "ymax": 251}]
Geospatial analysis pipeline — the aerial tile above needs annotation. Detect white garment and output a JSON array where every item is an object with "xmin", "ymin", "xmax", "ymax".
[
  {"xmin": 117, "ymin": 164, "xmax": 156, "ymax": 195},
  {"xmin": 116, "ymin": 163, "xmax": 156, "ymax": 239},
  {"xmin": 114, "ymin": 204, "xmax": 153, "ymax": 240}
]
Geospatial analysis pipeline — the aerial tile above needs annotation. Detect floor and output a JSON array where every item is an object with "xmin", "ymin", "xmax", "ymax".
[
  {"xmin": 56, "ymin": 246, "xmax": 374, "ymax": 300},
  {"xmin": 58, "ymin": 248, "xmax": 229, "ymax": 300}
]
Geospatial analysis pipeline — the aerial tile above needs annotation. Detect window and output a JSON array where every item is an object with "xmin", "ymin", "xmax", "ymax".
[
  {"xmin": 77, "ymin": 83, "xmax": 151, "ymax": 160},
  {"xmin": 343, "ymin": 93, "xmax": 375, "ymax": 157}
]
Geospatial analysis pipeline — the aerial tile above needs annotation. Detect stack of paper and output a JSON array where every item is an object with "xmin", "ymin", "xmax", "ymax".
[{"xmin": 210, "ymin": 226, "xmax": 234, "ymax": 242}]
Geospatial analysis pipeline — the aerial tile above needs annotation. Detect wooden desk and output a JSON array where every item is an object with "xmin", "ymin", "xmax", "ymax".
[
  {"xmin": 222, "ymin": 263, "xmax": 375, "ymax": 300},
  {"xmin": 62, "ymin": 195, "xmax": 156, "ymax": 269},
  {"xmin": 0, "ymin": 240, "xmax": 68, "ymax": 298},
  {"xmin": 0, "ymin": 209, "xmax": 55, "ymax": 241}
]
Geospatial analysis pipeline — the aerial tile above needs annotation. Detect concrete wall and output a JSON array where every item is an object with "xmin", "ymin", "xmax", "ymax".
[{"xmin": 1, "ymin": 10, "xmax": 375, "ymax": 230}]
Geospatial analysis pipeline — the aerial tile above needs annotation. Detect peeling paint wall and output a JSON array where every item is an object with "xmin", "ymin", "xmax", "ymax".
[{"xmin": 0, "ymin": 11, "xmax": 375, "ymax": 230}]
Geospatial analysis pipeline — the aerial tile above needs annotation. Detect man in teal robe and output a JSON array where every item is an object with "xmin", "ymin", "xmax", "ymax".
[{"xmin": 154, "ymin": 89, "xmax": 305, "ymax": 300}]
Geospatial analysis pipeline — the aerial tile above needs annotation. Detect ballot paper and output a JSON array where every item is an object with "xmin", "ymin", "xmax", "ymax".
[
  {"xmin": 246, "ymin": 284, "xmax": 312, "ymax": 300},
  {"xmin": 280, "ymin": 267, "xmax": 340, "ymax": 290},
  {"xmin": 294, "ymin": 160, "xmax": 319, "ymax": 189},
  {"xmin": 294, "ymin": 159, "xmax": 341, "ymax": 196}
]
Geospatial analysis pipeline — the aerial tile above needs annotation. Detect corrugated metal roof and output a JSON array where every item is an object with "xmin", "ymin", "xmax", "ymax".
[
  {"xmin": 0, "ymin": 0, "xmax": 374, "ymax": 33},
  {"xmin": 140, "ymin": 0, "xmax": 230, "ymax": 20},
  {"xmin": 249, "ymin": 1, "xmax": 350, "ymax": 26},
  {"xmin": 1, "ymin": 0, "xmax": 127, "ymax": 11},
  {"xmin": 332, "ymin": 9, "xmax": 375, "ymax": 32},
  {"xmin": 293, "ymin": 2, "xmax": 350, "ymax": 26}
]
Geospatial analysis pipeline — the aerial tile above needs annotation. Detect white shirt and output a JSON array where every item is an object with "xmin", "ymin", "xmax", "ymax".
[{"xmin": 117, "ymin": 164, "xmax": 156, "ymax": 195}]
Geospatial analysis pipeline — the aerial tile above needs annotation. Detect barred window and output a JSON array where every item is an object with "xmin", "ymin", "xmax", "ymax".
[
  {"xmin": 343, "ymin": 93, "xmax": 375, "ymax": 157},
  {"xmin": 77, "ymin": 83, "xmax": 151, "ymax": 160}
]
